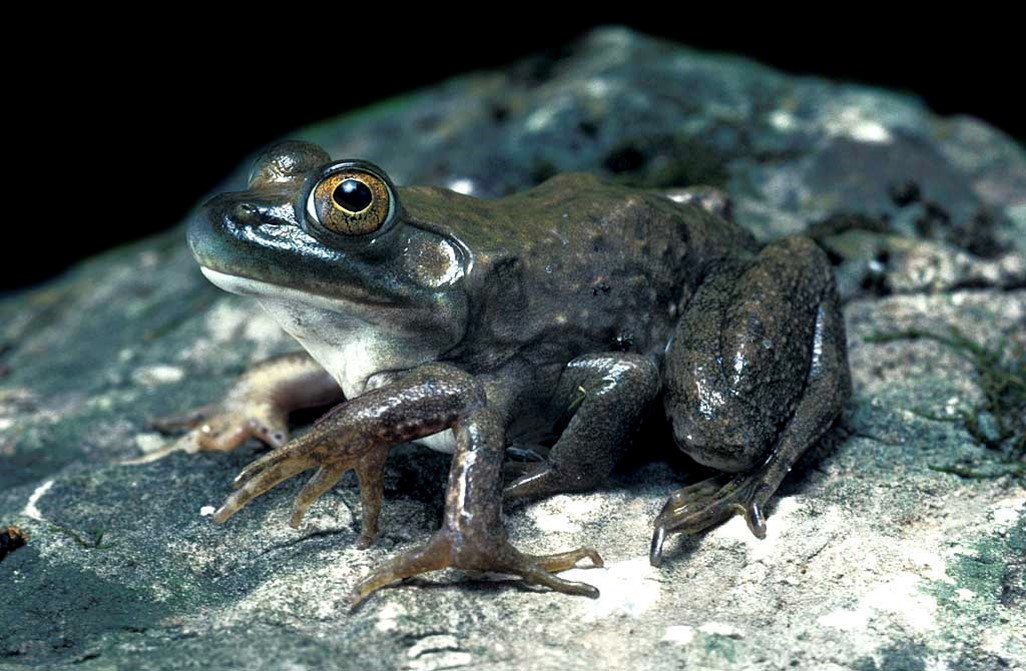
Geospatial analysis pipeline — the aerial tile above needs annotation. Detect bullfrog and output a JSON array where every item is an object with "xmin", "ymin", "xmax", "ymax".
[{"xmin": 158, "ymin": 140, "xmax": 851, "ymax": 605}]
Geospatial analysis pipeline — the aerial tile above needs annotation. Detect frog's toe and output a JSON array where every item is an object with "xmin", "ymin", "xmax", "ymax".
[
  {"xmin": 289, "ymin": 464, "xmax": 346, "ymax": 528},
  {"xmin": 197, "ymin": 404, "xmax": 289, "ymax": 452},
  {"xmin": 217, "ymin": 432, "xmax": 389, "ymax": 546},
  {"xmin": 132, "ymin": 403, "xmax": 289, "ymax": 465},
  {"xmin": 349, "ymin": 530, "xmax": 602, "ymax": 608},
  {"xmin": 213, "ymin": 456, "xmax": 315, "ymax": 524},
  {"xmin": 649, "ymin": 472, "xmax": 768, "ymax": 566},
  {"xmin": 504, "ymin": 463, "xmax": 588, "ymax": 500}
]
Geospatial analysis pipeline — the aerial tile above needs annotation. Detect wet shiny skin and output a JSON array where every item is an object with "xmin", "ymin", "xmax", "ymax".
[{"xmin": 168, "ymin": 140, "xmax": 850, "ymax": 603}]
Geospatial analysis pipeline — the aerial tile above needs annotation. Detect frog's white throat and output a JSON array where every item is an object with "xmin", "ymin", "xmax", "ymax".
[{"xmin": 200, "ymin": 268, "xmax": 435, "ymax": 401}]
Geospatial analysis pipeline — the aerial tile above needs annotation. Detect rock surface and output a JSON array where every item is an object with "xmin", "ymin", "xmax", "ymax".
[{"xmin": 1, "ymin": 27, "xmax": 1023, "ymax": 671}]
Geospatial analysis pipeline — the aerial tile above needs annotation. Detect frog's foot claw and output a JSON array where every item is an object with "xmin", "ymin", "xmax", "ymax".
[
  {"xmin": 649, "ymin": 472, "xmax": 767, "ymax": 567},
  {"xmin": 129, "ymin": 402, "xmax": 289, "ymax": 465},
  {"xmin": 349, "ymin": 530, "xmax": 603, "ymax": 608}
]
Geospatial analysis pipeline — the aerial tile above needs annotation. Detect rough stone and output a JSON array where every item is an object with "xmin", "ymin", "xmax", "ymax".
[{"xmin": 1, "ymin": 27, "xmax": 1023, "ymax": 671}]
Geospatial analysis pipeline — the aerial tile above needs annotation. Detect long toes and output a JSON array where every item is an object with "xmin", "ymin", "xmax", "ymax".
[
  {"xmin": 653, "ymin": 474, "xmax": 768, "ymax": 551},
  {"xmin": 530, "ymin": 547, "xmax": 604, "ymax": 572},
  {"xmin": 213, "ymin": 458, "xmax": 314, "ymax": 524},
  {"xmin": 289, "ymin": 464, "xmax": 346, "ymax": 528},
  {"xmin": 519, "ymin": 565, "xmax": 600, "ymax": 598},
  {"xmin": 121, "ymin": 431, "xmax": 203, "ymax": 465},
  {"xmin": 350, "ymin": 536, "xmax": 451, "ymax": 609},
  {"xmin": 232, "ymin": 440, "xmax": 310, "ymax": 488},
  {"xmin": 504, "ymin": 464, "xmax": 567, "ymax": 500}
]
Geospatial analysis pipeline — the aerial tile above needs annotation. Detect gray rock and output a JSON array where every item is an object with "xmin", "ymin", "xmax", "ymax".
[{"xmin": 1, "ymin": 27, "xmax": 1023, "ymax": 671}]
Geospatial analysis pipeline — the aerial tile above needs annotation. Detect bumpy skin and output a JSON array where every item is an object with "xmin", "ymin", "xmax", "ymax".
[{"xmin": 153, "ymin": 140, "xmax": 851, "ymax": 603}]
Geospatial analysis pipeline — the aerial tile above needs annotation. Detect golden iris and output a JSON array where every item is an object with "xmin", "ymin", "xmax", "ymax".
[{"xmin": 309, "ymin": 170, "xmax": 392, "ymax": 235}]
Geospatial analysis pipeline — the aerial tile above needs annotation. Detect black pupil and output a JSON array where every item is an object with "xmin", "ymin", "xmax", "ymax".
[{"xmin": 332, "ymin": 179, "xmax": 373, "ymax": 212}]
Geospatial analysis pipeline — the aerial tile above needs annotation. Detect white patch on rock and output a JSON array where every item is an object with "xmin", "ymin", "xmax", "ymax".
[
  {"xmin": 769, "ymin": 109, "xmax": 797, "ymax": 131},
  {"xmin": 525, "ymin": 494, "xmax": 598, "ymax": 534},
  {"xmin": 818, "ymin": 572, "xmax": 937, "ymax": 632},
  {"xmin": 698, "ymin": 622, "xmax": 743, "ymax": 638},
  {"xmin": 824, "ymin": 106, "xmax": 893, "ymax": 144},
  {"xmin": 134, "ymin": 432, "xmax": 169, "ymax": 455},
  {"xmin": 711, "ymin": 494, "xmax": 801, "ymax": 560},
  {"xmin": 447, "ymin": 178, "xmax": 475, "ymax": 195},
  {"xmin": 908, "ymin": 549, "xmax": 954, "ymax": 584},
  {"xmin": 375, "ymin": 602, "xmax": 404, "ymax": 632},
  {"xmin": 22, "ymin": 479, "xmax": 54, "ymax": 520},
  {"xmin": 563, "ymin": 556, "xmax": 661, "ymax": 622},
  {"xmin": 990, "ymin": 497, "xmax": 1025, "ymax": 529},
  {"xmin": 955, "ymin": 588, "xmax": 975, "ymax": 601},
  {"xmin": 662, "ymin": 625, "xmax": 696, "ymax": 645},
  {"xmin": 200, "ymin": 506, "xmax": 216, "ymax": 517}
]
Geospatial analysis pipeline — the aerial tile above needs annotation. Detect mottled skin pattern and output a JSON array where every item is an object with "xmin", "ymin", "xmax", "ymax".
[{"xmin": 155, "ymin": 140, "xmax": 851, "ymax": 604}]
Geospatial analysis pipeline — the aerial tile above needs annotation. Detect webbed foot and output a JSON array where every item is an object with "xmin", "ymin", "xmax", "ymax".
[
  {"xmin": 351, "ymin": 527, "xmax": 603, "ymax": 608},
  {"xmin": 649, "ymin": 471, "xmax": 769, "ymax": 566}
]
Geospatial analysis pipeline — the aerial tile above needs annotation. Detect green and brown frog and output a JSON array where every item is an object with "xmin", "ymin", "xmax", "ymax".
[{"xmin": 152, "ymin": 140, "xmax": 851, "ymax": 605}]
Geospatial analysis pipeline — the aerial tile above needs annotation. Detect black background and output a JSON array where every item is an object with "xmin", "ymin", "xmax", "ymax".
[{"xmin": 9, "ymin": 16, "xmax": 1022, "ymax": 291}]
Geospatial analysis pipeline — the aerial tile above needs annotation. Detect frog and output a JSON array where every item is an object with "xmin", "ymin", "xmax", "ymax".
[{"xmin": 155, "ymin": 139, "xmax": 851, "ymax": 606}]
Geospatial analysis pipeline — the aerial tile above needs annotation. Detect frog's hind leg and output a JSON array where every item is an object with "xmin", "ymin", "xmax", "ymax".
[
  {"xmin": 352, "ymin": 405, "xmax": 603, "ymax": 607},
  {"xmin": 129, "ymin": 352, "xmax": 341, "ymax": 464},
  {"xmin": 652, "ymin": 236, "xmax": 850, "ymax": 565},
  {"xmin": 504, "ymin": 353, "xmax": 661, "ymax": 501}
]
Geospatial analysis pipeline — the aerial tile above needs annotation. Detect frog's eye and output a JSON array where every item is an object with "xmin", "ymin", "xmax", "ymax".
[{"xmin": 305, "ymin": 166, "xmax": 395, "ymax": 237}]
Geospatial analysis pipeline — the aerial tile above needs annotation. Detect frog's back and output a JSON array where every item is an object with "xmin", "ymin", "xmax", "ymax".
[{"xmin": 426, "ymin": 173, "xmax": 758, "ymax": 370}]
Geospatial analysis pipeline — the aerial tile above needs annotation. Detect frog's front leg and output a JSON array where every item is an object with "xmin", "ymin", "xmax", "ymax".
[
  {"xmin": 213, "ymin": 363, "xmax": 483, "ymax": 548},
  {"xmin": 651, "ymin": 236, "xmax": 851, "ymax": 565},
  {"xmin": 352, "ymin": 402, "xmax": 603, "ymax": 607},
  {"xmin": 129, "ymin": 352, "xmax": 341, "ymax": 464},
  {"xmin": 504, "ymin": 353, "xmax": 661, "ymax": 500}
]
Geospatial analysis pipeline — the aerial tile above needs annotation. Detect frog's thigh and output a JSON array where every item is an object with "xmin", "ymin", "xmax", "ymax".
[
  {"xmin": 653, "ymin": 247, "xmax": 849, "ymax": 552},
  {"xmin": 505, "ymin": 352, "xmax": 660, "ymax": 500},
  {"xmin": 664, "ymin": 236, "xmax": 834, "ymax": 472}
]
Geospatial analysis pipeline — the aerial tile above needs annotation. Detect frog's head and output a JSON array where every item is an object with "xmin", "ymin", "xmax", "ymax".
[{"xmin": 187, "ymin": 141, "xmax": 471, "ymax": 394}]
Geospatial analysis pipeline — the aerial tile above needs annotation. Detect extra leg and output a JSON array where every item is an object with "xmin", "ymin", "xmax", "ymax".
[
  {"xmin": 653, "ymin": 237, "xmax": 851, "ymax": 564},
  {"xmin": 129, "ymin": 352, "xmax": 342, "ymax": 463},
  {"xmin": 351, "ymin": 404, "xmax": 603, "ymax": 607},
  {"xmin": 504, "ymin": 352, "xmax": 660, "ymax": 500}
]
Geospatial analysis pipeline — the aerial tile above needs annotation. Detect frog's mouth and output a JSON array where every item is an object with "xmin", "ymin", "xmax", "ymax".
[
  {"xmin": 198, "ymin": 267, "xmax": 393, "ymax": 314},
  {"xmin": 186, "ymin": 190, "xmax": 407, "ymax": 313}
]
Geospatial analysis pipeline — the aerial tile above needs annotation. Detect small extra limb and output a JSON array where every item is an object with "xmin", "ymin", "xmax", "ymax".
[
  {"xmin": 351, "ymin": 405, "xmax": 603, "ymax": 608},
  {"xmin": 213, "ymin": 364, "xmax": 488, "ymax": 548},
  {"xmin": 129, "ymin": 352, "xmax": 341, "ymax": 464},
  {"xmin": 504, "ymin": 352, "xmax": 660, "ymax": 501}
]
